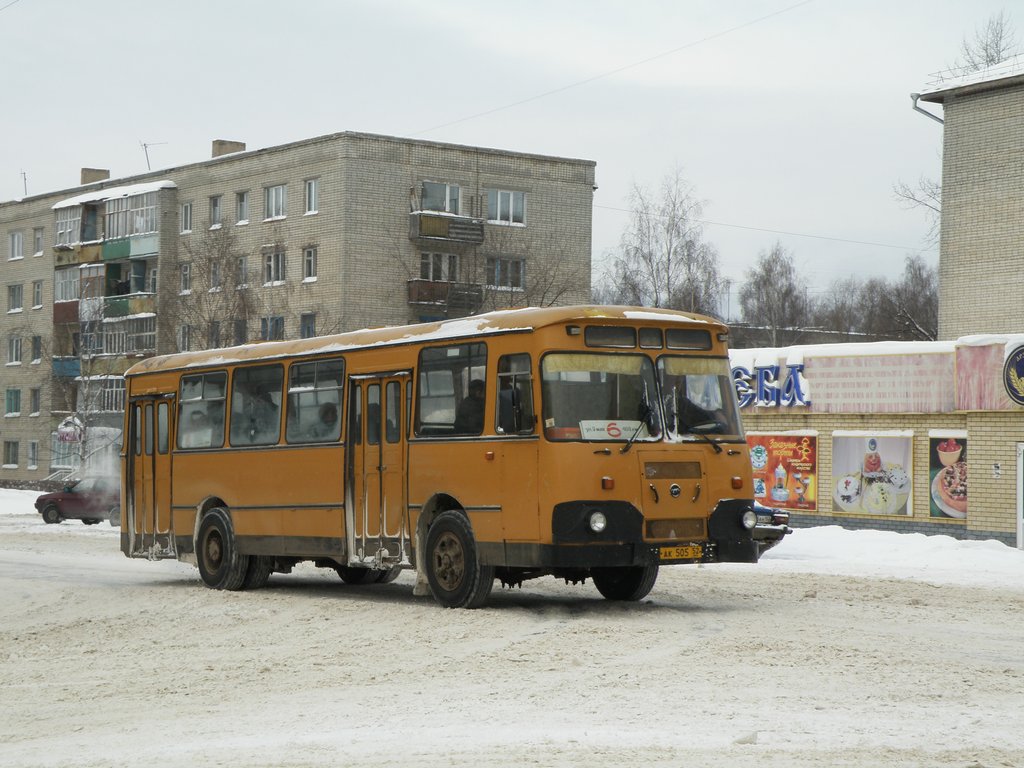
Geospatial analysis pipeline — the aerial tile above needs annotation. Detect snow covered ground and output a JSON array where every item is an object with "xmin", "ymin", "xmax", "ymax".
[{"xmin": 2, "ymin": 487, "xmax": 1023, "ymax": 767}]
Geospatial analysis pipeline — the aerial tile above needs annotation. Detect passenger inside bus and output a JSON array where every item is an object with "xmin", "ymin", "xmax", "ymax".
[
  {"xmin": 453, "ymin": 379, "xmax": 485, "ymax": 434},
  {"xmin": 312, "ymin": 402, "xmax": 339, "ymax": 440},
  {"xmin": 180, "ymin": 408, "xmax": 212, "ymax": 448}
]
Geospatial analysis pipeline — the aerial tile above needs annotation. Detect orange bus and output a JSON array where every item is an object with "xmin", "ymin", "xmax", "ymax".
[{"xmin": 121, "ymin": 306, "xmax": 759, "ymax": 608}]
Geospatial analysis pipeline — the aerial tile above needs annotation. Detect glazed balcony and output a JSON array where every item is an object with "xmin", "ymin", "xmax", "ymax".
[{"xmin": 409, "ymin": 211, "xmax": 485, "ymax": 244}]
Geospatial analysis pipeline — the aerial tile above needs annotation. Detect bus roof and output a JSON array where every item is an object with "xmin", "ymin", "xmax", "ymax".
[{"xmin": 124, "ymin": 305, "xmax": 724, "ymax": 377}]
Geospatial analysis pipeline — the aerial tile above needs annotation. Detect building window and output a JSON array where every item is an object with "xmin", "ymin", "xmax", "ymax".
[
  {"xmin": 420, "ymin": 252, "xmax": 458, "ymax": 282},
  {"xmin": 305, "ymin": 178, "xmax": 319, "ymax": 214},
  {"xmin": 6, "ymin": 388, "xmax": 20, "ymax": 416},
  {"xmin": 129, "ymin": 192, "xmax": 158, "ymax": 235},
  {"xmin": 27, "ymin": 440, "xmax": 38, "ymax": 469},
  {"xmin": 260, "ymin": 316, "xmax": 284, "ymax": 341},
  {"xmin": 180, "ymin": 202, "xmax": 193, "ymax": 233},
  {"xmin": 264, "ymin": 184, "xmax": 287, "ymax": 220},
  {"xmin": 300, "ymin": 312, "xmax": 316, "ymax": 339},
  {"xmin": 178, "ymin": 325, "xmax": 192, "ymax": 352},
  {"xmin": 3, "ymin": 441, "xmax": 18, "ymax": 467},
  {"xmin": 105, "ymin": 197, "xmax": 129, "ymax": 239},
  {"xmin": 55, "ymin": 267, "xmax": 79, "ymax": 302},
  {"xmin": 264, "ymin": 250, "xmax": 285, "ymax": 284},
  {"xmin": 8, "ymin": 231, "xmax": 23, "ymax": 260},
  {"xmin": 30, "ymin": 387, "xmax": 40, "ymax": 415},
  {"xmin": 180, "ymin": 263, "xmax": 191, "ymax": 293},
  {"xmin": 55, "ymin": 206, "xmax": 81, "ymax": 246},
  {"xmin": 421, "ymin": 181, "xmax": 459, "ymax": 214},
  {"xmin": 208, "ymin": 320, "xmax": 221, "ymax": 349},
  {"xmin": 303, "ymin": 246, "xmax": 318, "ymax": 280},
  {"xmin": 7, "ymin": 284, "xmax": 23, "ymax": 312},
  {"xmin": 210, "ymin": 260, "xmax": 222, "ymax": 291},
  {"xmin": 487, "ymin": 189, "xmax": 526, "ymax": 225},
  {"xmin": 31, "ymin": 280, "xmax": 42, "ymax": 308},
  {"xmin": 8, "ymin": 336, "xmax": 21, "ymax": 364},
  {"xmin": 209, "ymin": 195, "xmax": 222, "ymax": 228},
  {"xmin": 236, "ymin": 255, "xmax": 249, "ymax": 288},
  {"xmin": 236, "ymin": 191, "xmax": 250, "ymax": 224},
  {"xmin": 486, "ymin": 256, "xmax": 526, "ymax": 289},
  {"xmin": 148, "ymin": 266, "xmax": 158, "ymax": 294},
  {"xmin": 233, "ymin": 318, "xmax": 247, "ymax": 345},
  {"xmin": 101, "ymin": 316, "xmax": 155, "ymax": 354},
  {"xmin": 32, "ymin": 227, "xmax": 43, "ymax": 255},
  {"xmin": 31, "ymin": 335, "xmax": 41, "ymax": 362}
]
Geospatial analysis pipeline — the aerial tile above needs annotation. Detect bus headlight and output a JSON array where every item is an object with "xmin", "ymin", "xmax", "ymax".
[
  {"xmin": 741, "ymin": 510, "xmax": 758, "ymax": 530},
  {"xmin": 588, "ymin": 511, "xmax": 608, "ymax": 533}
]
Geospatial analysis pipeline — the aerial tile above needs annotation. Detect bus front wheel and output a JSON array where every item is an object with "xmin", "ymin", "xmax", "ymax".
[
  {"xmin": 591, "ymin": 565, "xmax": 659, "ymax": 601},
  {"xmin": 425, "ymin": 511, "xmax": 494, "ymax": 609},
  {"xmin": 196, "ymin": 508, "xmax": 249, "ymax": 591}
]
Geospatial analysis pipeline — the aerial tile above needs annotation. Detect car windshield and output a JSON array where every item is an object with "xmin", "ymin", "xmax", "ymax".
[
  {"xmin": 657, "ymin": 356, "xmax": 743, "ymax": 441},
  {"xmin": 541, "ymin": 353, "xmax": 661, "ymax": 442}
]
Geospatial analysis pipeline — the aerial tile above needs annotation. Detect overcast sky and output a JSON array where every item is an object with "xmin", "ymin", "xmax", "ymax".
[{"xmin": 0, "ymin": 0, "xmax": 1013, "ymax": 316}]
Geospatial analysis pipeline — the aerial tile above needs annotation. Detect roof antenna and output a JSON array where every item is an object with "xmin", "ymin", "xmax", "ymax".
[
  {"xmin": 140, "ymin": 141, "xmax": 167, "ymax": 171},
  {"xmin": 20, "ymin": 170, "xmax": 27, "ymax": 196}
]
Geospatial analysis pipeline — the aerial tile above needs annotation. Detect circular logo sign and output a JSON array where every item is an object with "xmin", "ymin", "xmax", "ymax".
[
  {"xmin": 750, "ymin": 444, "xmax": 768, "ymax": 469},
  {"xmin": 1004, "ymin": 345, "xmax": 1024, "ymax": 405}
]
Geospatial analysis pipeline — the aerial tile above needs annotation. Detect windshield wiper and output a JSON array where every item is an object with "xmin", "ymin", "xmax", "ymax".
[
  {"xmin": 684, "ymin": 422, "xmax": 723, "ymax": 454},
  {"xmin": 621, "ymin": 381, "xmax": 658, "ymax": 454}
]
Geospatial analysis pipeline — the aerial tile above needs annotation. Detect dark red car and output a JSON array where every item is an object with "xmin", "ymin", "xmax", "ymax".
[{"xmin": 35, "ymin": 477, "xmax": 121, "ymax": 526}]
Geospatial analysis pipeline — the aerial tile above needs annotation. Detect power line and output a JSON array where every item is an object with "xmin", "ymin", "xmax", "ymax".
[
  {"xmin": 593, "ymin": 203, "xmax": 933, "ymax": 253},
  {"xmin": 0, "ymin": 0, "xmax": 22, "ymax": 11},
  {"xmin": 413, "ymin": 0, "xmax": 815, "ymax": 135}
]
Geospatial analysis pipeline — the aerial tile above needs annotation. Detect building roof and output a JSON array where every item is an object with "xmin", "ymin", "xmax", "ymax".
[
  {"xmin": 1, "ymin": 131, "xmax": 595, "ymax": 209},
  {"xmin": 125, "ymin": 305, "xmax": 723, "ymax": 377},
  {"xmin": 917, "ymin": 53, "xmax": 1024, "ymax": 103}
]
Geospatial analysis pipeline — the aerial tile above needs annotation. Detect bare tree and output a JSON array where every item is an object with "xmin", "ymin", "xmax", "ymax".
[
  {"xmin": 889, "ymin": 255, "xmax": 938, "ymax": 341},
  {"xmin": 737, "ymin": 242, "xmax": 813, "ymax": 346},
  {"xmin": 957, "ymin": 9, "xmax": 1018, "ymax": 74},
  {"xmin": 165, "ymin": 226, "xmax": 344, "ymax": 349},
  {"xmin": 599, "ymin": 169, "xmax": 724, "ymax": 317},
  {"xmin": 893, "ymin": 175, "xmax": 942, "ymax": 246},
  {"xmin": 812, "ymin": 276, "xmax": 867, "ymax": 340}
]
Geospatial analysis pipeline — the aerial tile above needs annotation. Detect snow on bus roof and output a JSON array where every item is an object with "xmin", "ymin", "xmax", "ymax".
[
  {"xmin": 126, "ymin": 305, "xmax": 717, "ymax": 376},
  {"xmin": 52, "ymin": 180, "xmax": 177, "ymax": 210}
]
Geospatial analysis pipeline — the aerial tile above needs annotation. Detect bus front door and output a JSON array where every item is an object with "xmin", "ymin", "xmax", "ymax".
[
  {"xmin": 126, "ymin": 396, "xmax": 174, "ymax": 558},
  {"xmin": 347, "ymin": 373, "xmax": 410, "ymax": 567}
]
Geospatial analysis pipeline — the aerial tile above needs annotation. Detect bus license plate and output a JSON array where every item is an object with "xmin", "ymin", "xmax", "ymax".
[{"xmin": 659, "ymin": 544, "xmax": 702, "ymax": 561}]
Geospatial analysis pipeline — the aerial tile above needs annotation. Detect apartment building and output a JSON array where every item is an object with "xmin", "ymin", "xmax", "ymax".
[{"xmin": 0, "ymin": 131, "xmax": 596, "ymax": 482}]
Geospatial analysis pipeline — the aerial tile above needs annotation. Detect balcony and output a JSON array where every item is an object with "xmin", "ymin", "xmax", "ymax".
[
  {"xmin": 103, "ymin": 293, "xmax": 156, "ymax": 319},
  {"xmin": 409, "ymin": 211, "xmax": 485, "ymax": 244},
  {"xmin": 407, "ymin": 279, "xmax": 484, "ymax": 315}
]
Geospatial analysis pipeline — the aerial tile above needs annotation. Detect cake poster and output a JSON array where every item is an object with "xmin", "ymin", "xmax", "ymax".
[
  {"xmin": 831, "ymin": 434, "xmax": 912, "ymax": 515},
  {"xmin": 747, "ymin": 433, "xmax": 817, "ymax": 511},
  {"xmin": 929, "ymin": 436, "xmax": 968, "ymax": 519}
]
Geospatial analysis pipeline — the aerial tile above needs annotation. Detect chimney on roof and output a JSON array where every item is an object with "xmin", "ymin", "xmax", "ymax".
[
  {"xmin": 212, "ymin": 140, "xmax": 246, "ymax": 158},
  {"xmin": 81, "ymin": 168, "xmax": 110, "ymax": 185}
]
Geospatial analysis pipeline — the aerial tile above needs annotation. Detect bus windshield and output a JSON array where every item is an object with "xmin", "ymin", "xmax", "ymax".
[
  {"xmin": 541, "ymin": 353, "xmax": 661, "ymax": 441},
  {"xmin": 657, "ymin": 356, "xmax": 743, "ymax": 440}
]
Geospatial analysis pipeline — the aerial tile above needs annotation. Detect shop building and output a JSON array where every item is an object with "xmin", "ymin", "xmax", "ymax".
[{"xmin": 731, "ymin": 336, "xmax": 1024, "ymax": 548}]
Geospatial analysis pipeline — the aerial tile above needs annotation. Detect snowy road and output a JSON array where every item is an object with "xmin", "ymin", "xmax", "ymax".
[{"xmin": 2, "ymin": 489, "xmax": 1023, "ymax": 768}]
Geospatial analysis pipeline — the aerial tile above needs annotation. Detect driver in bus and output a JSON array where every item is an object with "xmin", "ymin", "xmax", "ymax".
[{"xmin": 453, "ymin": 379, "xmax": 485, "ymax": 434}]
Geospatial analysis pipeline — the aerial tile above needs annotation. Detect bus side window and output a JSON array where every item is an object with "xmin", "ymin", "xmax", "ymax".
[
  {"xmin": 349, "ymin": 384, "xmax": 362, "ymax": 445},
  {"xmin": 416, "ymin": 343, "xmax": 487, "ymax": 437},
  {"xmin": 178, "ymin": 372, "xmax": 227, "ymax": 450},
  {"xmin": 286, "ymin": 358, "xmax": 344, "ymax": 443},
  {"xmin": 496, "ymin": 353, "xmax": 534, "ymax": 435},
  {"xmin": 230, "ymin": 364, "xmax": 283, "ymax": 446},
  {"xmin": 385, "ymin": 381, "xmax": 401, "ymax": 443},
  {"xmin": 157, "ymin": 402, "xmax": 169, "ymax": 454}
]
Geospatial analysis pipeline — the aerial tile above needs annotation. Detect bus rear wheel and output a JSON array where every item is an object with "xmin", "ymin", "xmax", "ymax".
[
  {"xmin": 425, "ymin": 511, "xmax": 494, "ymax": 609},
  {"xmin": 591, "ymin": 564, "xmax": 659, "ymax": 601},
  {"xmin": 196, "ymin": 508, "xmax": 249, "ymax": 591}
]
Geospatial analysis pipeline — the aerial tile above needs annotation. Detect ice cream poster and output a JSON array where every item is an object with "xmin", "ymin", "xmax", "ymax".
[
  {"xmin": 928, "ymin": 436, "xmax": 967, "ymax": 519},
  {"xmin": 747, "ymin": 434, "xmax": 817, "ymax": 511},
  {"xmin": 832, "ymin": 434, "xmax": 912, "ymax": 516}
]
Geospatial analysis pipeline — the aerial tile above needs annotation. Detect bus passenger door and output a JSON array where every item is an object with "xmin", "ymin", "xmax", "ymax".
[
  {"xmin": 126, "ymin": 396, "xmax": 174, "ymax": 558},
  {"xmin": 346, "ymin": 373, "xmax": 410, "ymax": 566}
]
